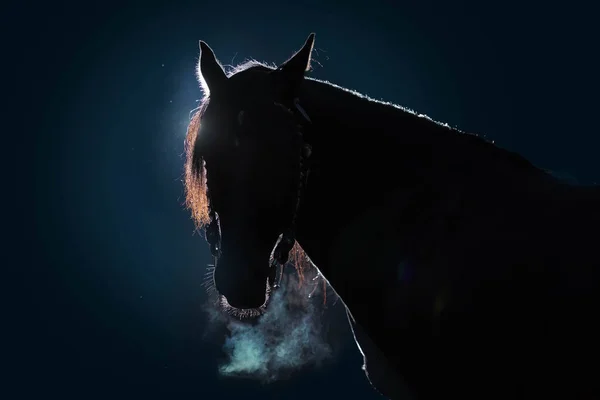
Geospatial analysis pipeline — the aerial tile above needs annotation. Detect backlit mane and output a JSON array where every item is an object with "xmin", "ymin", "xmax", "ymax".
[
  {"xmin": 184, "ymin": 60, "xmax": 279, "ymax": 231},
  {"xmin": 184, "ymin": 100, "xmax": 209, "ymax": 230}
]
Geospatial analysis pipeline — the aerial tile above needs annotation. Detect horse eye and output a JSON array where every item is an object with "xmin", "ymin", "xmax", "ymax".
[{"xmin": 238, "ymin": 110, "xmax": 245, "ymax": 126}]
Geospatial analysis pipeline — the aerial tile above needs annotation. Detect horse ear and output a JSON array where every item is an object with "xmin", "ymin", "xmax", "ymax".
[
  {"xmin": 277, "ymin": 33, "xmax": 315, "ymax": 91},
  {"xmin": 198, "ymin": 41, "xmax": 228, "ymax": 93}
]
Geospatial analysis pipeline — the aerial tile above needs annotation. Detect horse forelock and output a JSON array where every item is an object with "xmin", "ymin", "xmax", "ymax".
[
  {"xmin": 184, "ymin": 99, "xmax": 210, "ymax": 230},
  {"xmin": 226, "ymin": 59, "xmax": 276, "ymax": 77},
  {"xmin": 185, "ymin": 61, "xmax": 275, "ymax": 231}
]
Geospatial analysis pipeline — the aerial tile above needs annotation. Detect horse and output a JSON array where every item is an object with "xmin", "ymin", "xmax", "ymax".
[{"xmin": 184, "ymin": 33, "xmax": 600, "ymax": 399}]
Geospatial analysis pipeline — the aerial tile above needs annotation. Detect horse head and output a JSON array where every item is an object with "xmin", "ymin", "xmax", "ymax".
[{"xmin": 186, "ymin": 34, "xmax": 315, "ymax": 316}]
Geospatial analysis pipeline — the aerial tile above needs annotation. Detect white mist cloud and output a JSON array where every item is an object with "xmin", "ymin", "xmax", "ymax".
[{"xmin": 207, "ymin": 269, "xmax": 332, "ymax": 382}]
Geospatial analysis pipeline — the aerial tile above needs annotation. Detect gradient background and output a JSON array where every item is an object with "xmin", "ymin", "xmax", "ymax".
[{"xmin": 10, "ymin": 0, "xmax": 599, "ymax": 398}]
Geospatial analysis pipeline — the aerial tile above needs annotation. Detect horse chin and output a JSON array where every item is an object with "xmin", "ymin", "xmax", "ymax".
[
  {"xmin": 214, "ymin": 272, "xmax": 272, "ymax": 319},
  {"xmin": 218, "ymin": 288, "xmax": 271, "ymax": 320}
]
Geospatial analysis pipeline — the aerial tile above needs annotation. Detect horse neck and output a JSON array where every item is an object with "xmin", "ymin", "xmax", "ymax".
[{"xmin": 293, "ymin": 78, "xmax": 553, "ymax": 302}]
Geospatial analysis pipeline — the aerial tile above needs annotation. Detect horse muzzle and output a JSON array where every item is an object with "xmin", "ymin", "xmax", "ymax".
[{"xmin": 213, "ymin": 255, "xmax": 271, "ymax": 310}]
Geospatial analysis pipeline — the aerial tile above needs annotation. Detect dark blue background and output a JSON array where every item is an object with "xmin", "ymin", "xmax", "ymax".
[{"xmin": 10, "ymin": 0, "xmax": 599, "ymax": 398}]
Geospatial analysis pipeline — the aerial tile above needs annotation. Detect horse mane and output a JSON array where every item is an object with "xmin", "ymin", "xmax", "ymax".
[
  {"xmin": 222, "ymin": 60, "xmax": 541, "ymax": 174},
  {"xmin": 184, "ymin": 99, "xmax": 209, "ymax": 229},
  {"xmin": 184, "ymin": 60, "xmax": 276, "ymax": 231}
]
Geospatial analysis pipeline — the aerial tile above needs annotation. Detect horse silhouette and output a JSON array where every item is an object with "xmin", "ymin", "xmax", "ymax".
[{"xmin": 184, "ymin": 33, "xmax": 600, "ymax": 399}]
